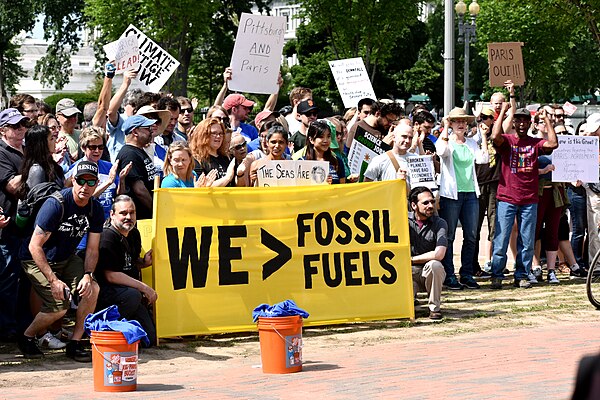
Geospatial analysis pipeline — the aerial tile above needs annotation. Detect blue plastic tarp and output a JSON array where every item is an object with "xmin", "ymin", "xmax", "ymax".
[
  {"xmin": 252, "ymin": 300, "xmax": 309, "ymax": 322},
  {"xmin": 85, "ymin": 305, "xmax": 150, "ymax": 346}
]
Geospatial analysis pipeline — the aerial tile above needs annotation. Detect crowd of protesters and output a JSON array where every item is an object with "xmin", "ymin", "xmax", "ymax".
[{"xmin": 0, "ymin": 60, "xmax": 597, "ymax": 360}]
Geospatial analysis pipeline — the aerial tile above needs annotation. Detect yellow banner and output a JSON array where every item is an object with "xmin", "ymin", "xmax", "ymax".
[{"xmin": 151, "ymin": 180, "xmax": 414, "ymax": 337}]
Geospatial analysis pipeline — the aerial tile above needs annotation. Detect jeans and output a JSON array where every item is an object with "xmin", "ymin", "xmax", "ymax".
[
  {"xmin": 491, "ymin": 201, "xmax": 538, "ymax": 280},
  {"xmin": 567, "ymin": 186, "xmax": 588, "ymax": 267},
  {"xmin": 473, "ymin": 182, "xmax": 498, "ymax": 270},
  {"xmin": 439, "ymin": 192, "xmax": 479, "ymax": 279},
  {"xmin": 0, "ymin": 236, "xmax": 21, "ymax": 337}
]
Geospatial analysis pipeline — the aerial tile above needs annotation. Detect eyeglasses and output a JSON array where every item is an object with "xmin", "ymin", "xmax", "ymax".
[
  {"xmin": 231, "ymin": 143, "xmax": 246, "ymax": 151},
  {"xmin": 180, "ymin": 108, "xmax": 194, "ymax": 114},
  {"xmin": 86, "ymin": 144, "xmax": 105, "ymax": 151},
  {"xmin": 75, "ymin": 177, "xmax": 98, "ymax": 187},
  {"xmin": 481, "ymin": 115, "xmax": 493, "ymax": 120},
  {"xmin": 211, "ymin": 131, "xmax": 224, "ymax": 137}
]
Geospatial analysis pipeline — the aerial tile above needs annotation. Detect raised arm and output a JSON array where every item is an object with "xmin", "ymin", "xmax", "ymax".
[
  {"xmin": 213, "ymin": 67, "xmax": 232, "ymax": 107},
  {"xmin": 92, "ymin": 63, "xmax": 115, "ymax": 127},
  {"xmin": 108, "ymin": 69, "xmax": 137, "ymax": 126},
  {"xmin": 492, "ymin": 102, "xmax": 509, "ymax": 147},
  {"xmin": 263, "ymin": 72, "xmax": 283, "ymax": 112},
  {"xmin": 502, "ymin": 80, "xmax": 517, "ymax": 133},
  {"xmin": 540, "ymin": 108, "xmax": 558, "ymax": 150}
]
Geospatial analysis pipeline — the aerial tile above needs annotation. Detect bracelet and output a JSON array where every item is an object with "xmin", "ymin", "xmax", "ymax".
[
  {"xmin": 441, "ymin": 137, "xmax": 449, "ymax": 142},
  {"xmin": 510, "ymin": 95, "xmax": 516, "ymax": 98}
]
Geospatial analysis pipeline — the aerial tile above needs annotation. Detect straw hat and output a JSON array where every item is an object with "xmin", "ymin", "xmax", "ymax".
[
  {"xmin": 447, "ymin": 107, "xmax": 475, "ymax": 122},
  {"xmin": 135, "ymin": 106, "xmax": 171, "ymax": 135}
]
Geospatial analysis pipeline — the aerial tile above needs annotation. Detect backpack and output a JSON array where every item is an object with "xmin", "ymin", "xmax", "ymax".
[{"xmin": 15, "ymin": 182, "xmax": 64, "ymax": 234}]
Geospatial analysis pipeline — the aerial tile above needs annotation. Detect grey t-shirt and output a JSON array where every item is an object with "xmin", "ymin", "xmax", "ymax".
[{"xmin": 408, "ymin": 211, "xmax": 447, "ymax": 259}]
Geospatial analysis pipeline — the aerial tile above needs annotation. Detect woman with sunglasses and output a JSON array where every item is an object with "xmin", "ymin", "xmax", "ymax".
[
  {"xmin": 161, "ymin": 141, "xmax": 217, "ymax": 188},
  {"xmin": 301, "ymin": 120, "xmax": 346, "ymax": 184},
  {"xmin": 189, "ymin": 118, "xmax": 235, "ymax": 187},
  {"xmin": 436, "ymin": 107, "xmax": 489, "ymax": 290}
]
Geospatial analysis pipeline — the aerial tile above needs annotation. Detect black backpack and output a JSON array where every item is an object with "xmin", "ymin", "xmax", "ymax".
[{"xmin": 16, "ymin": 182, "xmax": 64, "ymax": 234}]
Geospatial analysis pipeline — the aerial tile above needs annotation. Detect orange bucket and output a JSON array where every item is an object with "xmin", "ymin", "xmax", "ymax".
[
  {"xmin": 257, "ymin": 315, "xmax": 303, "ymax": 374},
  {"xmin": 90, "ymin": 331, "xmax": 139, "ymax": 392}
]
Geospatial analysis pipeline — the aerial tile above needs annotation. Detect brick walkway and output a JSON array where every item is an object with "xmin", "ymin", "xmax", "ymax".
[{"xmin": 3, "ymin": 321, "xmax": 598, "ymax": 399}]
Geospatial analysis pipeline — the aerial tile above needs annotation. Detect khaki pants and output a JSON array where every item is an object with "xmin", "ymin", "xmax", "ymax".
[{"xmin": 412, "ymin": 260, "xmax": 446, "ymax": 312}]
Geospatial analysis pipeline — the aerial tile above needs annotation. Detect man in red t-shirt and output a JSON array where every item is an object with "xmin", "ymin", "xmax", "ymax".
[{"xmin": 489, "ymin": 104, "xmax": 558, "ymax": 289}]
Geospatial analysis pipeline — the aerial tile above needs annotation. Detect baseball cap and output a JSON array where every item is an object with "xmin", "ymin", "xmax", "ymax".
[
  {"xmin": 122, "ymin": 115, "xmax": 158, "ymax": 135},
  {"xmin": 74, "ymin": 160, "xmax": 99, "ymax": 179},
  {"xmin": 297, "ymin": 99, "xmax": 318, "ymax": 115},
  {"xmin": 514, "ymin": 108, "xmax": 531, "ymax": 118},
  {"xmin": 254, "ymin": 110, "xmax": 280, "ymax": 127},
  {"xmin": 55, "ymin": 98, "xmax": 81, "ymax": 117},
  {"xmin": 0, "ymin": 108, "xmax": 29, "ymax": 127},
  {"xmin": 223, "ymin": 94, "xmax": 255, "ymax": 111},
  {"xmin": 586, "ymin": 113, "xmax": 600, "ymax": 134}
]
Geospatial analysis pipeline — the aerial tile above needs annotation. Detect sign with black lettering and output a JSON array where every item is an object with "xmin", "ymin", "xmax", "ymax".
[
  {"xmin": 407, "ymin": 155, "xmax": 436, "ymax": 189},
  {"xmin": 229, "ymin": 13, "xmax": 286, "ymax": 94},
  {"xmin": 347, "ymin": 128, "xmax": 392, "ymax": 180},
  {"xmin": 328, "ymin": 58, "xmax": 377, "ymax": 108},
  {"xmin": 256, "ymin": 160, "xmax": 329, "ymax": 187},
  {"xmin": 487, "ymin": 42, "xmax": 525, "ymax": 87},
  {"xmin": 552, "ymin": 135, "xmax": 599, "ymax": 183},
  {"xmin": 151, "ymin": 181, "xmax": 413, "ymax": 337},
  {"xmin": 118, "ymin": 25, "xmax": 180, "ymax": 93}
]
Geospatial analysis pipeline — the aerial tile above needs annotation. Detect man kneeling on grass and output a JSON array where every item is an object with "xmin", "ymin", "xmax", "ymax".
[{"xmin": 409, "ymin": 186, "xmax": 447, "ymax": 320}]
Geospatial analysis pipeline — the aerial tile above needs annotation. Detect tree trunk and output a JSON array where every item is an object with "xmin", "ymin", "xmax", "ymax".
[{"xmin": 0, "ymin": 53, "xmax": 7, "ymax": 109}]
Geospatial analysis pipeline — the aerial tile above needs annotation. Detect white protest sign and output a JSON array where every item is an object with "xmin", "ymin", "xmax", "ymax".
[
  {"xmin": 119, "ymin": 25, "xmax": 180, "ymax": 93},
  {"xmin": 103, "ymin": 35, "xmax": 140, "ymax": 74},
  {"xmin": 328, "ymin": 58, "xmax": 377, "ymax": 108},
  {"xmin": 256, "ymin": 160, "xmax": 329, "ymax": 187},
  {"xmin": 552, "ymin": 135, "xmax": 599, "ymax": 183},
  {"xmin": 407, "ymin": 155, "xmax": 437, "ymax": 189},
  {"xmin": 229, "ymin": 13, "xmax": 286, "ymax": 94}
]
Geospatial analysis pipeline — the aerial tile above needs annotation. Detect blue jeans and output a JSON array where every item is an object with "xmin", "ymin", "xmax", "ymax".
[
  {"xmin": 439, "ymin": 192, "xmax": 479, "ymax": 279},
  {"xmin": 567, "ymin": 187, "xmax": 588, "ymax": 268},
  {"xmin": 0, "ymin": 236, "xmax": 21, "ymax": 336},
  {"xmin": 491, "ymin": 201, "xmax": 538, "ymax": 280}
]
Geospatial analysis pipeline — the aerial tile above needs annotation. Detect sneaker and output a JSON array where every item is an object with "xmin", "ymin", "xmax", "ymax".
[
  {"xmin": 66, "ymin": 340, "xmax": 91, "ymax": 362},
  {"xmin": 527, "ymin": 272, "xmax": 538, "ymax": 284},
  {"xmin": 475, "ymin": 270, "xmax": 492, "ymax": 278},
  {"xmin": 444, "ymin": 275, "xmax": 464, "ymax": 290},
  {"xmin": 490, "ymin": 277, "xmax": 503, "ymax": 290},
  {"xmin": 37, "ymin": 332, "xmax": 67, "ymax": 350},
  {"xmin": 513, "ymin": 279, "xmax": 532, "ymax": 289},
  {"xmin": 532, "ymin": 266, "xmax": 543, "ymax": 280},
  {"xmin": 18, "ymin": 335, "xmax": 44, "ymax": 359},
  {"xmin": 460, "ymin": 276, "xmax": 481, "ymax": 289},
  {"xmin": 429, "ymin": 311, "xmax": 443, "ymax": 320},
  {"xmin": 483, "ymin": 261, "xmax": 492, "ymax": 273},
  {"xmin": 570, "ymin": 265, "xmax": 587, "ymax": 279},
  {"xmin": 547, "ymin": 270, "xmax": 560, "ymax": 284}
]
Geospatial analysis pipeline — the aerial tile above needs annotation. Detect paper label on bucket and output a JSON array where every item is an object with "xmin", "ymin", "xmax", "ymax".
[
  {"xmin": 103, "ymin": 352, "xmax": 137, "ymax": 386},
  {"xmin": 285, "ymin": 334, "xmax": 302, "ymax": 368}
]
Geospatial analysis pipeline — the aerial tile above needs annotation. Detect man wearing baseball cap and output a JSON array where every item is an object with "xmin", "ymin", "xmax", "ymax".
[
  {"xmin": 19, "ymin": 160, "xmax": 104, "ymax": 361},
  {"xmin": 115, "ymin": 115, "xmax": 159, "ymax": 220},
  {"xmin": 0, "ymin": 108, "xmax": 28, "ymax": 341},
  {"xmin": 223, "ymin": 93, "xmax": 258, "ymax": 142},
  {"xmin": 290, "ymin": 99, "xmax": 319, "ymax": 153},
  {"xmin": 56, "ymin": 98, "xmax": 82, "ymax": 162}
]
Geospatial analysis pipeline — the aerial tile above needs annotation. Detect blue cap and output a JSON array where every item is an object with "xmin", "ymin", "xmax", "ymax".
[
  {"xmin": 0, "ymin": 108, "xmax": 29, "ymax": 127},
  {"xmin": 122, "ymin": 115, "xmax": 157, "ymax": 135}
]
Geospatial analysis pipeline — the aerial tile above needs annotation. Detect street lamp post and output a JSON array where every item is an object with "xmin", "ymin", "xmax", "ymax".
[{"xmin": 455, "ymin": 0, "xmax": 480, "ymax": 114}]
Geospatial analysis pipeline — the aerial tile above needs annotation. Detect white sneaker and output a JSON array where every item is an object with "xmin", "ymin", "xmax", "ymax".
[
  {"xmin": 37, "ymin": 332, "xmax": 67, "ymax": 349},
  {"xmin": 483, "ymin": 261, "xmax": 492, "ymax": 273},
  {"xmin": 547, "ymin": 270, "xmax": 560, "ymax": 284},
  {"xmin": 532, "ymin": 266, "xmax": 543, "ymax": 280},
  {"xmin": 527, "ymin": 272, "xmax": 538, "ymax": 284}
]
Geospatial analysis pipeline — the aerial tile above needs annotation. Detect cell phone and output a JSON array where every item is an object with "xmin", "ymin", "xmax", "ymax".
[{"xmin": 63, "ymin": 287, "xmax": 71, "ymax": 301}]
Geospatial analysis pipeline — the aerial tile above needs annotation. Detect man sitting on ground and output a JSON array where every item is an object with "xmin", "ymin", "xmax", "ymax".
[{"xmin": 408, "ymin": 186, "xmax": 447, "ymax": 320}]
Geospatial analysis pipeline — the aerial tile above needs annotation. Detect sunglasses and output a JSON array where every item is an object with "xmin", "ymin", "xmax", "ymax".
[
  {"xmin": 304, "ymin": 111, "xmax": 318, "ymax": 117},
  {"xmin": 180, "ymin": 108, "xmax": 194, "ymax": 114},
  {"xmin": 481, "ymin": 115, "xmax": 493, "ymax": 120},
  {"xmin": 86, "ymin": 144, "xmax": 105, "ymax": 151},
  {"xmin": 232, "ymin": 143, "xmax": 246, "ymax": 151},
  {"xmin": 75, "ymin": 177, "xmax": 98, "ymax": 187},
  {"xmin": 555, "ymin": 114, "xmax": 565, "ymax": 118}
]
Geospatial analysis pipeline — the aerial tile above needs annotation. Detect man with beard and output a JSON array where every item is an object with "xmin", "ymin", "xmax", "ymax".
[
  {"xmin": 95, "ymin": 195, "xmax": 156, "ymax": 346},
  {"xmin": 408, "ymin": 186, "xmax": 447, "ymax": 320},
  {"xmin": 115, "ymin": 115, "xmax": 158, "ymax": 220},
  {"xmin": 346, "ymin": 101, "xmax": 403, "ymax": 148}
]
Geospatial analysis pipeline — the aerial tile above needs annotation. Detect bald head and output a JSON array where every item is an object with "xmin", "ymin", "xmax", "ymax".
[{"xmin": 394, "ymin": 123, "xmax": 414, "ymax": 154}]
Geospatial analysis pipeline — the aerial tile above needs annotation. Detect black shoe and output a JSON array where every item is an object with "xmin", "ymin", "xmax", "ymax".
[
  {"xmin": 18, "ymin": 335, "xmax": 44, "ymax": 359},
  {"xmin": 570, "ymin": 266, "xmax": 587, "ymax": 279},
  {"xmin": 460, "ymin": 276, "xmax": 481, "ymax": 289},
  {"xmin": 444, "ymin": 275, "xmax": 464, "ymax": 290},
  {"xmin": 475, "ymin": 270, "xmax": 492, "ymax": 278},
  {"xmin": 66, "ymin": 340, "xmax": 92, "ymax": 362},
  {"xmin": 490, "ymin": 277, "xmax": 503, "ymax": 290}
]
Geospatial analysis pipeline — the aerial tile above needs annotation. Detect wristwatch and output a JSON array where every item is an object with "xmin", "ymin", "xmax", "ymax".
[{"xmin": 84, "ymin": 271, "xmax": 96, "ymax": 281}]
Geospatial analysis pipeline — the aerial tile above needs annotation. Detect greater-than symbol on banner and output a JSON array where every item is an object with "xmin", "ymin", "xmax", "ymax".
[{"xmin": 261, "ymin": 228, "xmax": 292, "ymax": 280}]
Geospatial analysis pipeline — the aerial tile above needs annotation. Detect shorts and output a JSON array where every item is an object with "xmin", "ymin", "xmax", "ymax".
[{"xmin": 22, "ymin": 254, "xmax": 84, "ymax": 313}]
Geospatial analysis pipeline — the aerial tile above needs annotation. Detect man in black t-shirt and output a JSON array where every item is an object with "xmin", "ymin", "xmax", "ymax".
[
  {"xmin": 116, "ymin": 115, "xmax": 158, "ymax": 220},
  {"xmin": 19, "ymin": 161, "xmax": 104, "ymax": 361},
  {"xmin": 96, "ymin": 195, "xmax": 156, "ymax": 346}
]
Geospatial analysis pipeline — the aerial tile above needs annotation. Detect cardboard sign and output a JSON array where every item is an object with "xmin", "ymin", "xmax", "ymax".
[
  {"xmin": 229, "ymin": 13, "xmax": 286, "ymax": 94},
  {"xmin": 347, "ymin": 128, "xmax": 392, "ymax": 180},
  {"xmin": 152, "ymin": 181, "xmax": 413, "ymax": 336},
  {"xmin": 407, "ymin": 155, "xmax": 437, "ymax": 189},
  {"xmin": 119, "ymin": 25, "xmax": 180, "ymax": 93},
  {"xmin": 487, "ymin": 42, "xmax": 525, "ymax": 87},
  {"xmin": 329, "ymin": 58, "xmax": 377, "ymax": 108},
  {"xmin": 552, "ymin": 135, "xmax": 599, "ymax": 183},
  {"xmin": 103, "ymin": 35, "xmax": 140, "ymax": 74},
  {"xmin": 256, "ymin": 160, "xmax": 330, "ymax": 187}
]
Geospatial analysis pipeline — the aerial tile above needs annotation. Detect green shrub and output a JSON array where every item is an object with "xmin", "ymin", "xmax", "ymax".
[{"xmin": 43, "ymin": 93, "xmax": 98, "ymax": 115}]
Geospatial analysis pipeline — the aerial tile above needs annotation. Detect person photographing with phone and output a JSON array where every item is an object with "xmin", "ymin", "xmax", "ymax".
[{"xmin": 18, "ymin": 161, "xmax": 104, "ymax": 361}]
